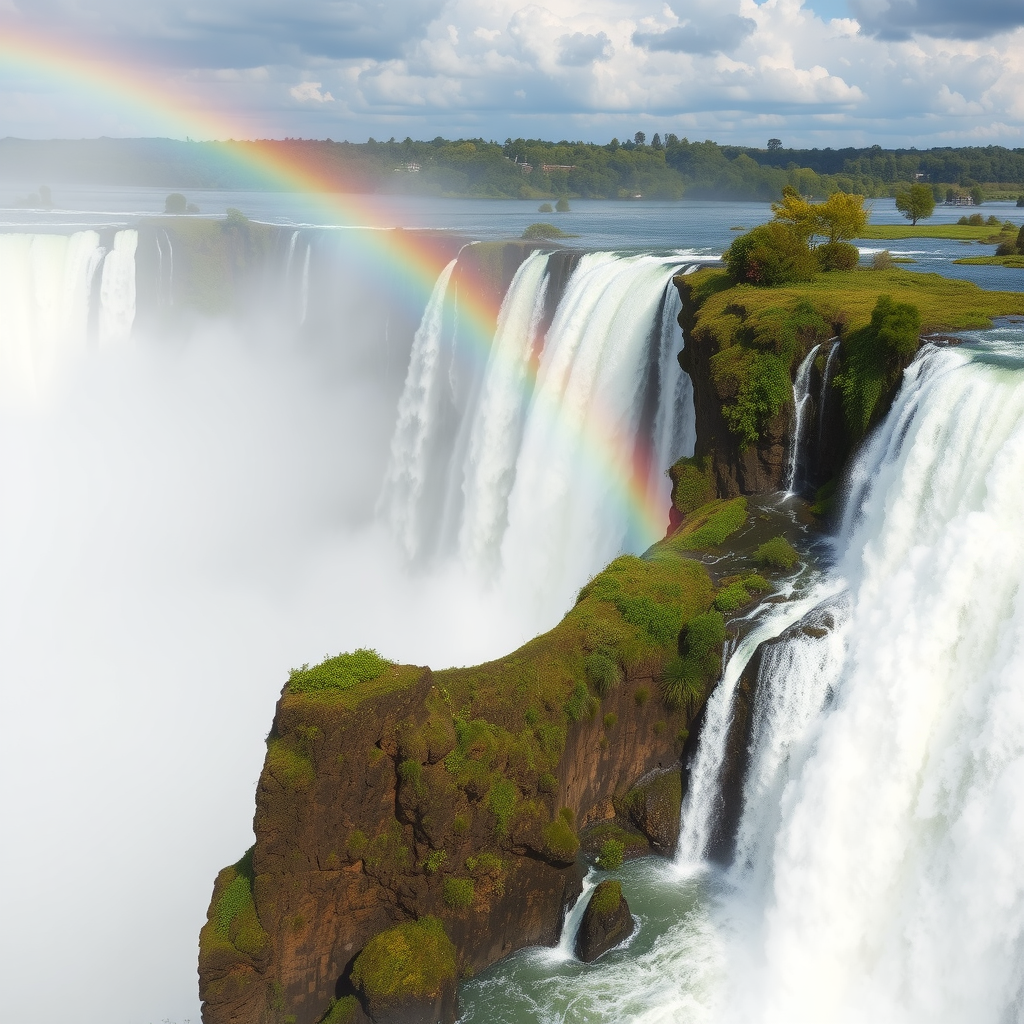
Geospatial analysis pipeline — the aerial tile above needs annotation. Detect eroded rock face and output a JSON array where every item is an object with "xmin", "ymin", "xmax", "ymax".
[{"xmin": 575, "ymin": 881, "xmax": 635, "ymax": 962}]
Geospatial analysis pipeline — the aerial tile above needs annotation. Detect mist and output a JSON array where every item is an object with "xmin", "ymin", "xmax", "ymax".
[{"xmin": 0, "ymin": 315, "xmax": 535, "ymax": 1024}]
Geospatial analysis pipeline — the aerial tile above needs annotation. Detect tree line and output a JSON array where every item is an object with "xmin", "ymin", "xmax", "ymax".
[{"xmin": 4, "ymin": 136, "xmax": 1024, "ymax": 202}]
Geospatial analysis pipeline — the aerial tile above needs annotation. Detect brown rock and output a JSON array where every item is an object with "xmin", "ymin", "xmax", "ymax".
[{"xmin": 575, "ymin": 881, "xmax": 635, "ymax": 962}]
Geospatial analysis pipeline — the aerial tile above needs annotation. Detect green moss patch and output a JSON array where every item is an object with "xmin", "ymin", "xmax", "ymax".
[
  {"xmin": 350, "ymin": 917, "xmax": 456, "ymax": 1005},
  {"xmin": 205, "ymin": 847, "xmax": 269, "ymax": 959},
  {"xmin": 754, "ymin": 536, "xmax": 800, "ymax": 571},
  {"xmin": 319, "ymin": 996, "xmax": 359, "ymax": 1024},
  {"xmin": 668, "ymin": 498, "xmax": 748, "ymax": 552},
  {"xmin": 442, "ymin": 877, "xmax": 475, "ymax": 910},
  {"xmin": 589, "ymin": 880, "xmax": 623, "ymax": 916}
]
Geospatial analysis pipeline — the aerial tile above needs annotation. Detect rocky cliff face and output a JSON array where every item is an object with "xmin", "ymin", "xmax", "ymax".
[{"xmin": 199, "ymin": 506, "xmax": 749, "ymax": 1024}]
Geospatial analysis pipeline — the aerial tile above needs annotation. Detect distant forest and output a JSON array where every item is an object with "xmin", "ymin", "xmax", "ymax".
[{"xmin": 4, "ymin": 135, "xmax": 1024, "ymax": 202}]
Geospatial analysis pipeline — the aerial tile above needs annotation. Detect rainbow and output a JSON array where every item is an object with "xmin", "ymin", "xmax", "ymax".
[{"xmin": 0, "ymin": 21, "xmax": 675, "ymax": 546}]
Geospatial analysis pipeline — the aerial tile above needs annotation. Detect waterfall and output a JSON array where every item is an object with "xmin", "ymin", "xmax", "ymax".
[
  {"xmin": 816, "ymin": 339, "xmax": 840, "ymax": 451},
  {"xmin": 783, "ymin": 342, "xmax": 822, "ymax": 494},
  {"xmin": 458, "ymin": 251, "xmax": 551, "ymax": 574},
  {"xmin": 299, "ymin": 242, "xmax": 311, "ymax": 325},
  {"xmin": 379, "ymin": 258, "xmax": 459, "ymax": 560},
  {"xmin": 381, "ymin": 249, "xmax": 696, "ymax": 625},
  {"xmin": 462, "ymin": 330, "xmax": 1024, "ymax": 1023},
  {"xmin": 0, "ymin": 229, "xmax": 136, "ymax": 403},
  {"xmin": 495, "ymin": 253, "xmax": 693, "ymax": 616}
]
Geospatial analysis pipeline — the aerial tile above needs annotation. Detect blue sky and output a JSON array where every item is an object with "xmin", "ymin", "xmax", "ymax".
[{"xmin": 2, "ymin": 0, "xmax": 1023, "ymax": 146}]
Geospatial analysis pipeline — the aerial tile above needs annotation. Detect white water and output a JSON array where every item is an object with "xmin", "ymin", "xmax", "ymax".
[
  {"xmin": 379, "ymin": 257, "xmax": 458, "ymax": 559},
  {"xmin": 0, "ymin": 230, "xmax": 137, "ymax": 403},
  {"xmin": 783, "ymin": 342, "xmax": 822, "ymax": 494},
  {"xmin": 462, "ymin": 332, "xmax": 1024, "ymax": 1024},
  {"xmin": 383, "ymin": 250, "xmax": 696, "ymax": 629}
]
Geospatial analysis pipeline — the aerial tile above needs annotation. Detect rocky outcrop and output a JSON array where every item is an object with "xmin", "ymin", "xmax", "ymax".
[
  {"xmin": 575, "ymin": 881, "xmax": 635, "ymax": 962},
  {"xmin": 199, "ymin": 515, "xmax": 736, "ymax": 1024}
]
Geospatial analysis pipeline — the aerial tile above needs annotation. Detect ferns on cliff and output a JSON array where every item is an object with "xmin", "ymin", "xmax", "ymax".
[{"xmin": 288, "ymin": 648, "xmax": 392, "ymax": 693}]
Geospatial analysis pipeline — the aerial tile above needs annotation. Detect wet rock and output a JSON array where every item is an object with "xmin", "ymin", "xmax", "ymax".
[{"xmin": 575, "ymin": 881, "xmax": 635, "ymax": 962}]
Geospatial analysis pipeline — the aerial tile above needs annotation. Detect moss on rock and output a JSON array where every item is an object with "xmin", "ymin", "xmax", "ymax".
[{"xmin": 350, "ymin": 916, "xmax": 456, "ymax": 1007}]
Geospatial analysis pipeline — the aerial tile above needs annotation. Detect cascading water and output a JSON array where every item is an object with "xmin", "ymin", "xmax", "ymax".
[
  {"xmin": 461, "ymin": 330, "xmax": 1024, "ymax": 1024},
  {"xmin": 0, "ymin": 229, "xmax": 137, "ymax": 402},
  {"xmin": 382, "ymin": 249, "xmax": 696, "ymax": 626},
  {"xmin": 783, "ymin": 341, "xmax": 823, "ymax": 494}
]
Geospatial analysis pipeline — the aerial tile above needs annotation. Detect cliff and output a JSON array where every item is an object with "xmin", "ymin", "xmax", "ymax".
[
  {"xmin": 198, "ymin": 499, "xmax": 766, "ymax": 1024},
  {"xmin": 674, "ymin": 265, "xmax": 1024, "ymax": 502}
]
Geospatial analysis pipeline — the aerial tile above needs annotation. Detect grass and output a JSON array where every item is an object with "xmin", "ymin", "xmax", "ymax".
[
  {"xmin": 442, "ymin": 877, "xmax": 475, "ymax": 910},
  {"xmin": 350, "ymin": 917, "xmax": 456, "ymax": 1005},
  {"xmin": 754, "ymin": 536, "xmax": 800, "ymax": 570},
  {"xmin": 681, "ymin": 266, "xmax": 1024, "ymax": 340},
  {"xmin": 288, "ymin": 648, "xmax": 392, "ymax": 694},
  {"xmin": 858, "ymin": 223, "xmax": 1016, "ymax": 242},
  {"xmin": 666, "ymin": 498, "xmax": 747, "ymax": 551},
  {"xmin": 954, "ymin": 255, "xmax": 1024, "ymax": 268}
]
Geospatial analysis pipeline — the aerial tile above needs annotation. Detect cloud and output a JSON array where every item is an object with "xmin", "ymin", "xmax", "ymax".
[
  {"xmin": 850, "ymin": 0, "xmax": 1024, "ymax": 40},
  {"xmin": 634, "ymin": 13, "xmax": 756, "ymax": 54},
  {"xmin": 557, "ymin": 31, "xmax": 612, "ymax": 66},
  {"xmin": 289, "ymin": 80, "xmax": 334, "ymax": 102}
]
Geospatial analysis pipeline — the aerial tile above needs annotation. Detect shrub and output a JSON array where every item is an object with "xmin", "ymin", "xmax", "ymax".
[
  {"xmin": 724, "ymin": 222, "xmax": 818, "ymax": 286},
  {"xmin": 422, "ymin": 849, "xmax": 446, "ymax": 874},
  {"xmin": 597, "ymin": 839, "xmax": 625, "ymax": 870},
  {"xmin": 634, "ymin": 687, "xmax": 650, "ymax": 706},
  {"xmin": 714, "ymin": 581, "xmax": 751, "ymax": 612},
  {"xmin": 522, "ymin": 222, "xmax": 567, "ymax": 239},
  {"xmin": 564, "ymin": 679, "xmax": 597, "ymax": 722},
  {"xmin": 817, "ymin": 241, "xmax": 859, "ymax": 272},
  {"xmin": 320, "ymin": 996, "xmax": 359, "ymax": 1024},
  {"xmin": 834, "ymin": 294, "xmax": 922, "ymax": 437},
  {"xmin": 968, "ymin": 213, "xmax": 984, "ymax": 226},
  {"xmin": 754, "ymin": 536, "xmax": 800, "ymax": 570},
  {"xmin": 538, "ymin": 202, "xmax": 553, "ymax": 213},
  {"xmin": 350, "ymin": 917, "xmax": 456, "ymax": 1004},
  {"xmin": 542, "ymin": 808, "xmax": 579, "ymax": 861},
  {"xmin": 537, "ymin": 772, "xmax": 558, "ymax": 793},
  {"xmin": 996, "ymin": 240, "xmax": 1018, "ymax": 257},
  {"xmin": 682, "ymin": 611, "xmax": 727, "ymax": 662},
  {"xmin": 288, "ymin": 648, "xmax": 392, "ymax": 693},
  {"xmin": 442, "ymin": 877, "xmax": 475, "ymax": 910},
  {"xmin": 555, "ymin": 197, "xmax": 571, "ymax": 212},
  {"xmin": 669, "ymin": 456, "xmax": 715, "ymax": 515},
  {"xmin": 872, "ymin": 250, "xmax": 894, "ymax": 269},
  {"xmin": 488, "ymin": 777, "xmax": 517, "ymax": 836},
  {"xmin": 603, "ymin": 712, "xmax": 617, "ymax": 731},
  {"xmin": 452, "ymin": 814, "xmax": 469, "ymax": 835},
  {"xmin": 585, "ymin": 649, "xmax": 622, "ymax": 698},
  {"xmin": 164, "ymin": 193, "xmax": 187, "ymax": 214}
]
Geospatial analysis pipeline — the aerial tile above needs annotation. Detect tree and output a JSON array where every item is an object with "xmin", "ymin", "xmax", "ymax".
[
  {"xmin": 815, "ymin": 191, "xmax": 867, "ymax": 243},
  {"xmin": 651, "ymin": 133, "xmax": 663, "ymax": 150},
  {"xmin": 165, "ymin": 192, "xmax": 187, "ymax": 214},
  {"xmin": 771, "ymin": 186, "xmax": 817, "ymax": 242},
  {"xmin": 895, "ymin": 183, "xmax": 935, "ymax": 225},
  {"xmin": 767, "ymin": 138, "xmax": 782, "ymax": 150},
  {"xmin": 634, "ymin": 131, "xmax": 646, "ymax": 146},
  {"xmin": 555, "ymin": 197, "xmax": 570, "ymax": 212}
]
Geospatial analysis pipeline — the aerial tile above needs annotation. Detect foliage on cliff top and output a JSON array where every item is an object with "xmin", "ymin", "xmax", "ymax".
[
  {"xmin": 833, "ymin": 294, "xmax": 922, "ymax": 438},
  {"xmin": 350, "ymin": 916, "xmax": 456, "ymax": 1004},
  {"xmin": 288, "ymin": 648, "xmax": 392, "ymax": 694},
  {"xmin": 681, "ymin": 266, "xmax": 1024, "ymax": 340},
  {"xmin": 666, "ymin": 497, "xmax": 748, "ymax": 551}
]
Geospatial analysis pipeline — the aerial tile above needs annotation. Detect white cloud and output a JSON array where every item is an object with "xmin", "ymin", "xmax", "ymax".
[{"xmin": 289, "ymin": 80, "xmax": 334, "ymax": 102}]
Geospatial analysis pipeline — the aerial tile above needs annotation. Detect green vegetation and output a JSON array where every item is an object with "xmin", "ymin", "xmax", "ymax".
[
  {"xmin": 585, "ymin": 648, "xmax": 622, "ymax": 697},
  {"xmin": 714, "ymin": 574, "xmax": 769, "ymax": 612},
  {"xmin": 165, "ymin": 192, "xmax": 187, "ymax": 214},
  {"xmin": 288, "ymin": 648, "xmax": 392, "ymax": 694},
  {"xmin": 660, "ymin": 611, "xmax": 727, "ymax": 712},
  {"xmin": 543, "ymin": 807, "xmax": 580, "ymax": 862},
  {"xmin": 754, "ymin": 536, "xmax": 800, "ymax": 571},
  {"xmin": 319, "ymin": 997, "xmax": 358, "ymax": 1024},
  {"xmin": 589, "ymin": 880, "xmax": 623, "ymax": 915},
  {"xmin": 955, "ymin": 255, "xmax": 1024, "ymax": 268},
  {"xmin": 858, "ymin": 222, "xmax": 1016, "ymax": 242},
  {"xmin": 833, "ymin": 294, "xmax": 922, "ymax": 438},
  {"xmin": 488, "ymin": 777, "xmax": 517, "ymax": 836},
  {"xmin": 668, "ymin": 498, "xmax": 748, "ymax": 550},
  {"xmin": 522, "ymin": 222, "xmax": 570, "ymax": 239},
  {"xmin": 668, "ymin": 455, "xmax": 715, "ymax": 515},
  {"xmin": 538, "ymin": 202, "xmax": 553, "ymax": 213},
  {"xmin": 895, "ymin": 183, "xmax": 935, "ymax": 225},
  {"xmin": 597, "ymin": 839, "xmax": 625, "ymax": 870},
  {"xmin": 555, "ymin": 197, "xmax": 571, "ymax": 212},
  {"xmin": 442, "ymin": 877, "xmax": 475, "ymax": 910},
  {"xmin": 350, "ymin": 917, "xmax": 456, "ymax": 1005},
  {"xmin": 202, "ymin": 847, "xmax": 270, "ymax": 959}
]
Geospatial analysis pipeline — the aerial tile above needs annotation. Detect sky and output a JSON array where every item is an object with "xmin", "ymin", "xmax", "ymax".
[{"xmin": 1, "ymin": 1, "xmax": 1024, "ymax": 152}]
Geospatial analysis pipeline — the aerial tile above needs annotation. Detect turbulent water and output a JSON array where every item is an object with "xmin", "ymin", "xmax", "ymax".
[{"xmin": 461, "ymin": 332, "xmax": 1024, "ymax": 1023}]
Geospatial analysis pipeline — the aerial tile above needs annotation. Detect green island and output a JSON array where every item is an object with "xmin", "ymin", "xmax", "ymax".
[{"xmin": 198, "ymin": 188, "xmax": 1024, "ymax": 1024}]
